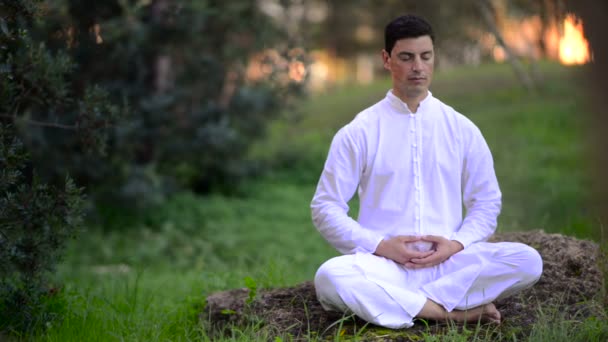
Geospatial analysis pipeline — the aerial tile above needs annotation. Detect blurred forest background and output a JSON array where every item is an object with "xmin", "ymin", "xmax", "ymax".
[{"xmin": 1, "ymin": 0, "xmax": 606, "ymax": 340}]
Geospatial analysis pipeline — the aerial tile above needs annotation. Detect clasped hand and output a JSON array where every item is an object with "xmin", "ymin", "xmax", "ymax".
[{"xmin": 374, "ymin": 235, "xmax": 463, "ymax": 269}]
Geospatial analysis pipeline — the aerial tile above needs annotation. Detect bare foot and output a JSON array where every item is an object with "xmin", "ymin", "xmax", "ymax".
[
  {"xmin": 452, "ymin": 303, "xmax": 501, "ymax": 324},
  {"xmin": 480, "ymin": 303, "xmax": 501, "ymax": 324},
  {"xmin": 418, "ymin": 299, "xmax": 501, "ymax": 324}
]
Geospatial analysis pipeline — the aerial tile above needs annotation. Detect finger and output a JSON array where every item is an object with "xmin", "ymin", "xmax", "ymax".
[
  {"xmin": 406, "ymin": 250, "xmax": 434, "ymax": 259},
  {"xmin": 419, "ymin": 250, "xmax": 435, "ymax": 258},
  {"xmin": 409, "ymin": 256, "xmax": 443, "ymax": 267},
  {"xmin": 410, "ymin": 253, "xmax": 443, "ymax": 265},
  {"xmin": 399, "ymin": 235, "xmax": 422, "ymax": 242},
  {"xmin": 409, "ymin": 257, "xmax": 436, "ymax": 265},
  {"xmin": 421, "ymin": 235, "xmax": 445, "ymax": 242},
  {"xmin": 405, "ymin": 261, "xmax": 438, "ymax": 269}
]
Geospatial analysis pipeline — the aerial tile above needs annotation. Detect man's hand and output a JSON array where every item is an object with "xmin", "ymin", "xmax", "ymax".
[
  {"xmin": 405, "ymin": 235, "xmax": 464, "ymax": 269},
  {"xmin": 374, "ymin": 236, "xmax": 434, "ymax": 265}
]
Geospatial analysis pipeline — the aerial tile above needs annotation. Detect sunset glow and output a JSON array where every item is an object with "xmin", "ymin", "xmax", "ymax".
[{"xmin": 559, "ymin": 14, "xmax": 591, "ymax": 65}]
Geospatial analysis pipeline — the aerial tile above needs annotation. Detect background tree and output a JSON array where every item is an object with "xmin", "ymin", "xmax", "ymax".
[
  {"xmin": 568, "ymin": 0, "xmax": 608, "ymax": 246},
  {"xmin": 2, "ymin": 0, "xmax": 308, "ymax": 332},
  {"xmin": 0, "ymin": 0, "xmax": 120, "ymax": 332},
  {"xmin": 19, "ymin": 0, "xmax": 307, "ymax": 209}
]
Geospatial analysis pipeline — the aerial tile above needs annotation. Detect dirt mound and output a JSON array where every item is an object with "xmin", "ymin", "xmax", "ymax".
[{"xmin": 203, "ymin": 231, "xmax": 605, "ymax": 340}]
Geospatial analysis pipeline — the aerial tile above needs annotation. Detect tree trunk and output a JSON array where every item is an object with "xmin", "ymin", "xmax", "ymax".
[
  {"xmin": 538, "ymin": 0, "xmax": 552, "ymax": 58},
  {"xmin": 569, "ymin": 0, "xmax": 608, "ymax": 246},
  {"xmin": 479, "ymin": 0, "xmax": 536, "ymax": 91},
  {"xmin": 152, "ymin": 0, "xmax": 173, "ymax": 94}
]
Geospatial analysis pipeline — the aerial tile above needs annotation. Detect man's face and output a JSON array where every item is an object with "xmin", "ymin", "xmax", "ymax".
[{"xmin": 382, "ymin": 35, "xmax": 434, "ymax": 101}]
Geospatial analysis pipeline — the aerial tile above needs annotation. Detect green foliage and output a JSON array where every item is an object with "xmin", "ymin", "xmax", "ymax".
[
  {"xmin": 0, "ymin": 125, "xmax": 84, "ymax": 333},
  {"xmin": 0, "ymin": 0, "xmax": 125, "ymax": 165},
  {"xmin": 244, "ymin": 276, "xmax": 258, "ymax": 305},
  {"xmin": 16, "ymin": 0, "xmax": 307, "ymax": 208},
  {"xmin": 0, "ymin": 1, "xmax": 117, "ymax": 334},
  {"xmin": 527, "ymin": 306, "xmax": 608, "ymax": 342},
  {"xmin": 62, "ymin": 183, "xmax": 336, "ymax": 280}
]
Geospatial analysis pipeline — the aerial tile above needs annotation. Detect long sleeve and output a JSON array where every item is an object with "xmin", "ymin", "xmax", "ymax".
[
  {"xmin": 451, "ymin": 126, "xmax": 502, "ymax": 248},
  {"xmin": 312, "ymin": 92, "xmax": 501, "ymax": 254},
  {"xmin": 311, "ymin": 126, "xmax": 384, "ymax": 254}
]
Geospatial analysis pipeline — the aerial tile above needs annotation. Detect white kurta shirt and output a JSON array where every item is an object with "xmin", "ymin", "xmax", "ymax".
[{"xmin": 311, "ymin": 90, "xmax": 501, "ymax": 255}]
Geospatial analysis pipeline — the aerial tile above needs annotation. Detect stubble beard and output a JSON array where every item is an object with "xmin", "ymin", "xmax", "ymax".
[{"xmin": 404, "ymin": 85, "xmax": 427, "ymax": 101}]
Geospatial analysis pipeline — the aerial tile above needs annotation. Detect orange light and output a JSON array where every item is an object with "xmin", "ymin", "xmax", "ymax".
[
  {"xmin": 288, "ymin": 61, "xmax": 307, "ymax": 82},
  {"xmin": 93, "ymin": 24, "xmax": 103, "ymax": 44},
  {"xmin": 559, "ymin": 14, "xmax": 591, "ymax": 65}
]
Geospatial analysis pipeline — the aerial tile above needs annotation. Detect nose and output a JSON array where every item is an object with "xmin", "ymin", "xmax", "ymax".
[{"xmin": 411, "ymin": 57, "xmax": 422, "ymax": 71}]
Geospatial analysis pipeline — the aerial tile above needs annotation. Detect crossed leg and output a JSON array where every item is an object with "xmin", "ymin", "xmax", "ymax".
[{"xmin": 315, "ymin": 242, "xmax": 541, "ymax": 329}]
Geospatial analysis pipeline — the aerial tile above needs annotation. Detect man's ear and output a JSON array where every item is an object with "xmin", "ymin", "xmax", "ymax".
[{"xmin": 381, "ymin": 49, "xmax": 391, "ymax": 70}]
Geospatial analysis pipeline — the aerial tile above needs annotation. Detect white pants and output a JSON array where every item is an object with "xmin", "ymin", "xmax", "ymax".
[{"xmin": 314, "ymin": 242, "xmax": 543, "ymax": 329}]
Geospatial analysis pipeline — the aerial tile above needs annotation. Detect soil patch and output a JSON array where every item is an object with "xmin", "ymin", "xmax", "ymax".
[{"xmin": 203, "ymin": 231, "xmax": 606, "ymax": 340}]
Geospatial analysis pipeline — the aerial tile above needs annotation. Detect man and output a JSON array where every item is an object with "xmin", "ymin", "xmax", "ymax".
[{"xmin": 311, "ymin": 15, "xmax": 543, "ymax": 329}]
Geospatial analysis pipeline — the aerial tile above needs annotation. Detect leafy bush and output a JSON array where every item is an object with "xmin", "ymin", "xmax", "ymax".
[
  {"xmin": 0, "ymin": 125, "xmax": 84, "ymax": 332},
  {"xmin": 0, "ymin": 1, "xmax": 118, "ymax": 333},
  {"xmin": 18, "ymin": 0, "xmax": 308, "ymax": 207}
]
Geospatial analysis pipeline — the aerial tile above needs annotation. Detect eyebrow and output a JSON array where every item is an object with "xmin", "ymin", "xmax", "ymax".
[{"xmin": 396, "ymin": 50, "xmax": 433, "ymax": 57}]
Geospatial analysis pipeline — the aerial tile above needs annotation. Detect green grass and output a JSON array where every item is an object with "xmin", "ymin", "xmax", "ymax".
[
  {"xmin": 28, "ymin": 183, "xmax": 339, "ymax": 341},
  {"xmin": 22, "ymin": 62, "xmax": 608, "ymax": 341}
]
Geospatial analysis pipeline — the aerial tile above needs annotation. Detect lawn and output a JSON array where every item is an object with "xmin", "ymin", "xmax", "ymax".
[{"xmin": 29, "ymin": 62, "xmax": 606, "ymax": 341}]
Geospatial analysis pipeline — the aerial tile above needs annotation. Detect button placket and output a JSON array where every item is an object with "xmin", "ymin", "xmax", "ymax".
[
  {"xmin": 409, "ymin": 113, "xmax": 422, "ymax": 234},
  {"xmin": 416, "ymin": 115, "xmax": 423, "ymax": 235}
]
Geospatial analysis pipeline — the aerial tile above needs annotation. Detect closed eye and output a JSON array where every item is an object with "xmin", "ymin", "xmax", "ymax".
[
  {"xmin": 396, "ymin": 52, "xmax": 413, "ymax": 61},
  {"xmin": 395, "ymin": 52, "xmax": 433, "ymax": 61}
]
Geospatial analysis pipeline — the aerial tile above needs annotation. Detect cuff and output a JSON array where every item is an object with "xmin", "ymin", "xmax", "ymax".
[
  {"xmin": 356, "ymin": 229, "xmax": 386, "ymax": 254},
  {"xmin": 449, "ymin": 231, "xmax": 477, "ymax": 250}
]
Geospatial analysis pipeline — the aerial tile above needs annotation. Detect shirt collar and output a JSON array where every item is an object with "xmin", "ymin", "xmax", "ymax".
[{"xmin": 386, "ymin": 90, "xmax": 433, "ymax": 114}]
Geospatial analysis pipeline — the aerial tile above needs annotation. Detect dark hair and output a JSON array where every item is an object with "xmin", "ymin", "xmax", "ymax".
[{"xmin": 385, "ymin": 15, "xmax": 435, "ymax": 54}]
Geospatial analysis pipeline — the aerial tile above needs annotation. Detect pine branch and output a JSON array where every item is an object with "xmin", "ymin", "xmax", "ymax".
[
  {"xmin": 0, "ymin": 114, "xmax": 77, "ymax": 130},
  {"xmin": 0, "ymin": 227, "xmax": 11, "ymax": 245}
]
